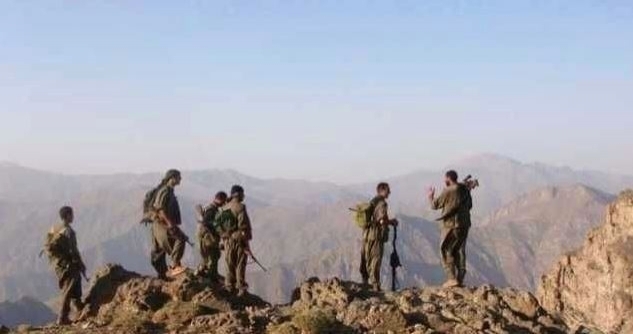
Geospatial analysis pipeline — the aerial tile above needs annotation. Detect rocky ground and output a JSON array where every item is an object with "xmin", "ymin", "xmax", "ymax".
[{"xmin": 7, "ymin": 263, "xmax": 568, "ymax": 334}]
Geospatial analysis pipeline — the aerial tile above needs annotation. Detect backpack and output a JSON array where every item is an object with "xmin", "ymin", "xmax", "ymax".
[
  {"xmin": 140, "ymin": 186, "xmax": 161, "ymax": 224},
  {"xmin": 351, "ymin": 201, "xmax": 375, "ymax": 229},
  {"xmin": 43, "ymin": 226, "xmax": 69, "ymax": 263},
  {"xmin": 214, "ymin": 208, "xmax": 238, "ymax": 237}
]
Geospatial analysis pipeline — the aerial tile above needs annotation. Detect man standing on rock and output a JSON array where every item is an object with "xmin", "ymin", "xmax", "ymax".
[
  {"xmin": 428, "ymin": 170, "xmax": 472, "ymax": 288},
  {"xmin": 44, "ymin": 206, "xmax": 86, "ymax": 325},
  {"xmin": 360, "ymin": 182, "xmax": 399, "ymax": 292},
  {"xmin": 150, "ymin": 169, "xmax": 187, "ymax": 279},
  {"xmin": 219, "ymin": 185, "xmax": 253, "ymax": 296},
  {"xmin": 195, "ymin": 191, "xmax": 228, "ymax": 282}
]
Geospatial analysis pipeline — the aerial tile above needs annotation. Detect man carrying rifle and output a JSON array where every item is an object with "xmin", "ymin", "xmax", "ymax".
[
  {"xmin": 195, "ymin": 191, "xmax": 228, "ymax": 282},
  {"xmin": 428, "ymin": 170, "xmax": 473, "ymax": 288},
  {"xmin": 219, "ymin": 185, "xmax": 253, "ymax": 296},
  {"xmin": 44, "ymin": 206, "xmax": 86, "ymax": 325},
  {"xmin": 150, "ymin": 169, "xmax": 187, "ymax": 279},
  {"xmin": 360, "ymin": 182, "xmax": 399, "ymax": 292}
]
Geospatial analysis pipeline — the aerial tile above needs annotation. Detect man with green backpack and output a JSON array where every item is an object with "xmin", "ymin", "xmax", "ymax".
[
  {"xmin": 195, "ymin": 191, "xmax": 228, "ymax": 282},
  {"xmin": 43, "ymin": 206, "xmax": 86, "ymax": 325},
  {"xmin": 353, "ymin": 182, "xmax": 399, "ymax": 292}
]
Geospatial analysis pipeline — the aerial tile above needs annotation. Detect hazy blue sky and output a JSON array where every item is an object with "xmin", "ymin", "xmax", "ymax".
[{"xmin": 1, "ymin": 1, "xmax": 632, "ymax": 182}]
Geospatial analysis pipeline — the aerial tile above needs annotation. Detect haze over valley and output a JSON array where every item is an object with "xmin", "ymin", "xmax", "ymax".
[{"xmin": 1, "ymin": 153, "xmax": 630, "ymax": 320}]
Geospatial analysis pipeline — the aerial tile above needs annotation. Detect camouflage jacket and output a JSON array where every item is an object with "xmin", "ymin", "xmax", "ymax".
[
  {"xmin": 432, "ymin": 183, "xmax": 472, "ymax": 229},
  {"xmin": 225, "ymin": 198, "xmax": 252, "ymax": 242},
  {"xmin": 153, "ymin": 185, "xmax": 182, "ymax": 226},
  {"xmin": 363, "ymin": 196, "xmax": 390, "ymax": 243},
  {"xmin": 48, "ymin": 222, "xmax": 85, "ymax": 271}
]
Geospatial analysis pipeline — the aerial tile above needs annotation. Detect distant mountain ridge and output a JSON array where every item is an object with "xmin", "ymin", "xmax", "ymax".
[
  {"xmin": 474, "ymin": 184, "xmax": 615, "ymax": 290},
  {"xmin": 252, "ymin": 184, "xmax": 614, "ymax": 302},
  {"xmin": 0, "ymin": 153, "xmax": 631, "ymax": 310},
  {"xmin": 0, "ymin": 297, "xmax": 55, "ymax": 327}
]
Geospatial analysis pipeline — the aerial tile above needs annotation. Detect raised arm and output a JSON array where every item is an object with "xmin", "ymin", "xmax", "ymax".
[{"xmin": 430, "ymin": 187, "xmax": 449, "ymax": 210}]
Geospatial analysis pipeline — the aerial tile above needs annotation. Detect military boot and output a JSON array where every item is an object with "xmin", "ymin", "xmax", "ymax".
[{"xmin": 442, "ymin": 279, "xmax": 460, "ymax": 288}]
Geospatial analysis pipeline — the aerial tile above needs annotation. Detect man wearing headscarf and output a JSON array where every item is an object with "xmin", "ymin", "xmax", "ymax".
[{"xmin": 150, "ymin": 169, "xmax": 186, "ymax": 278}]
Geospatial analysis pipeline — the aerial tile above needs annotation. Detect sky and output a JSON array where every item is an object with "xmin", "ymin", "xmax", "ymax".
[{"xmin": 0, "ymin": 1, "xmax": 632, "ymax": 183}]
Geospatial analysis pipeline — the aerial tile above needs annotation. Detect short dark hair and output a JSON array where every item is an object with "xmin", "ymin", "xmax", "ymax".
[
  {"xmin": 377, "ymin": 182, "xmax": 390, "ymax": 192},
  {"xmin": 445, "ymin": 170, "xmax": 459, "ymax": 182},
  {"xmin": 59, "ymin": 206, "xmax": 73, "ymax": 220},
  {"xmin": 215, "ymin": 191, "xmax": 228, "ymax": 201},
  {"xmin": 230, "ymin": 185, "xmax": 244, "ymax": 196}
]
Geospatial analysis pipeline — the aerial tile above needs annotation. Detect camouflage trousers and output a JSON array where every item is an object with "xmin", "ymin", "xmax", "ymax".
[
  {"xmin": 360, "ymin": 236, "xmax": 385, "ymax": 288},
  {"xmin": 440, "ymin": 226, "xmax": 470, "ymax": 284},
  {"xmin": 55, "ymin": 265, "xmax": 83, "ymax": 323},
  {"xmin": 198, "ymin": 227, "xmax": 221, "ymax": 280},
  {"xmin": 224, "ymin": 238, "xmax": 248, "ymax": 292},
  {"xmin": 150, "ymin": 222, "xmax": 185, "ymax": 277}
]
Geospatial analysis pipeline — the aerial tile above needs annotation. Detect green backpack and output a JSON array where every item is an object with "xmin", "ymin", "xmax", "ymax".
[
  {"xmin": 214, "ymin": 209, "xmax": 238, "ymax": 237},
  {"xmin": 43, "ymin": 226, "xmax": 68, "ymax": 263},
  {"xmin": 351, "ymin": 201, "xmax": 375, "ymax": 229},
  {"xmin": 140, "ymin": 186, "xmax": 161, "ymax": 224}
]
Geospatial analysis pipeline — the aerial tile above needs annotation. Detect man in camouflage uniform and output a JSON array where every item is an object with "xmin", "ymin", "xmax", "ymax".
[
  {"xmin": 360, "ymin": 182, "xmax": 399, "ymax": 292},
  {"xmin": 151, "ymin": 169, "xmax": 186, "ymax": 279},
  {"xmin": 196, "ymin": 191, "xmax": 228, "ymax": 281},
  {"xmin": 221, "ymin": 185, "xmax": 252, "ymax": 296},
  {"xmin": 46, "ymin": 206, "xmax": 86, "ymax": 325},
  {"xmin": 428, "ymin": 170, "xmax": 472, "ymax": 288}
]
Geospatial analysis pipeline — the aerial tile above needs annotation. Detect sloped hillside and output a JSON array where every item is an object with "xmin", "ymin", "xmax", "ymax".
[
  {"xmin": 538, "ymin": 190, "xmax": 633, "ymax": 333},
  {"xmin": 475, "ymin": 184, "xmax": 614, "ymax": 290}
]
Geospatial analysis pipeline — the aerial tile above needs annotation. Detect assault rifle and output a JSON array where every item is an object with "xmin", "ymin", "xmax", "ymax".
[
  {"xmin": 195, "ymin": 204, "xmax": 205, "ymax": 223},
  {"xmin": 81, "ymin": 270, "xmax": 89, "ymax": 283},
  {"xmin": 390, "ymin": 225, "xmax": 402, "ymax": 292},
  {"xmin": 462, "ymin": 175, "xmax": 480, "ymax": 190},
  {"xmin": 170, "ymin": 225, "xmax": 194, "ymax": 247},
  {"xmin": 245, "ymin": 248, "xmax": 268, "ymax": 272},
  {"xmin": 194, "ymin": 204, "xmax": 212, "ymax": 234}
]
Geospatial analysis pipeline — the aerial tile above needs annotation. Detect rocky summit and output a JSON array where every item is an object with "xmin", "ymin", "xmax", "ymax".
[
  {"xmin": 538, "ymin": 190, "xmax": 633, "ymax": 333},
  {"xmin": 14, "ymin": 264, "xmax": 567, "ymax": 334}
]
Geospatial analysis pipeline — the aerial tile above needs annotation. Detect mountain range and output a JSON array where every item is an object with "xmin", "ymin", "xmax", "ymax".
[{"xmin": 0, "ymin": 154, "xmax": 631, "ymax": 318}]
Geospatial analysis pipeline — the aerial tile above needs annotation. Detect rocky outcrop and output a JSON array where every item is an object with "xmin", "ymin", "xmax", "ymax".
[
  {"xmin": 538, "ymin": 190, "xmax": 633, "ymax": 333},
  {"xmin": 280, "ymin": 277, "xmax": 567, "ymax": 333},
  {"xmin": 16, "ymin": 264, "xmax": 567, "ymax": 333}
]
